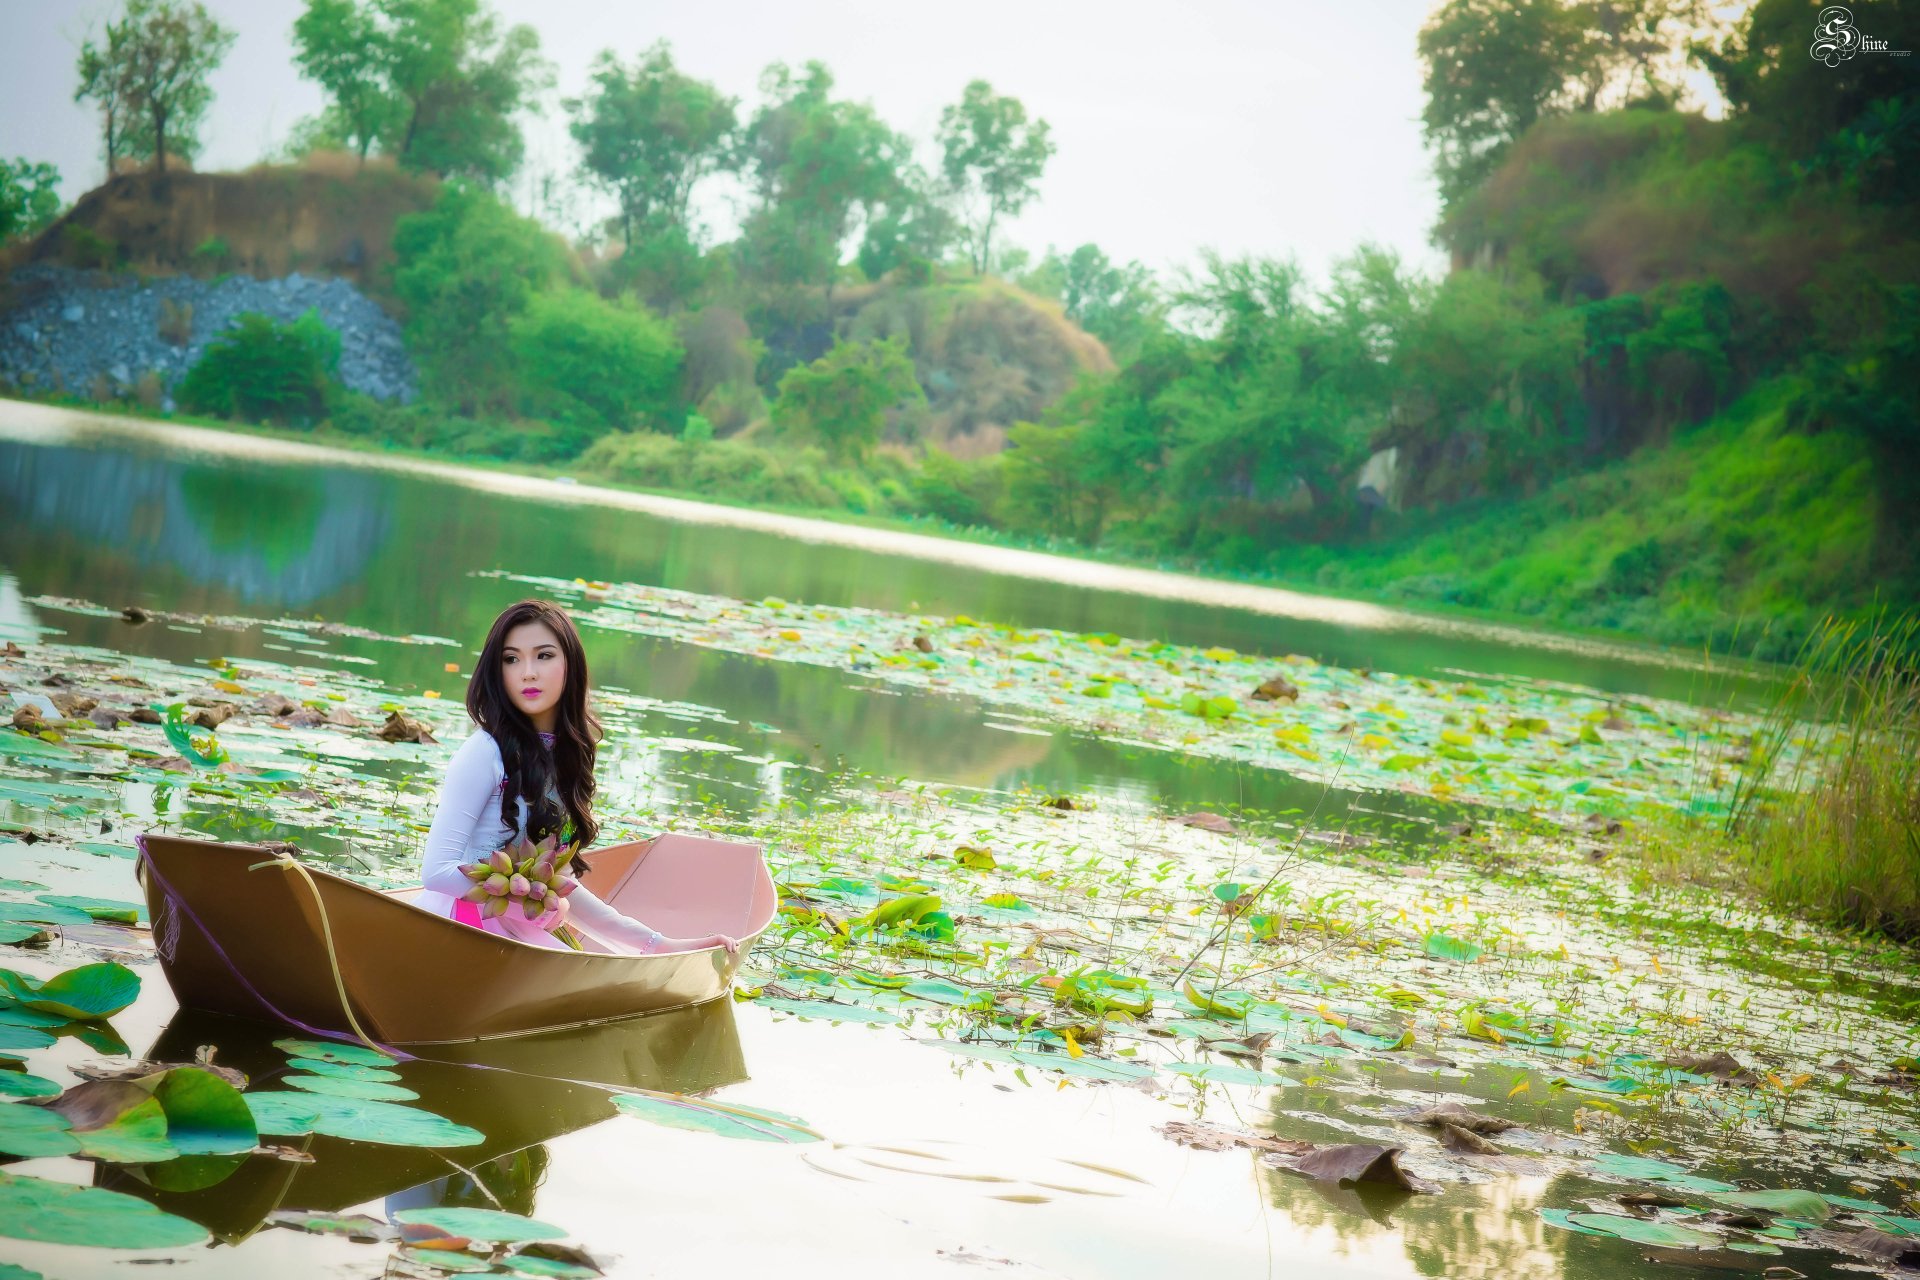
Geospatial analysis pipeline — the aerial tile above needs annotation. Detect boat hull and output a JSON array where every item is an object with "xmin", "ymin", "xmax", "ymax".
[{"xmin": 136, "ymin": 832, "xmax": 776, "ymax": 1045}]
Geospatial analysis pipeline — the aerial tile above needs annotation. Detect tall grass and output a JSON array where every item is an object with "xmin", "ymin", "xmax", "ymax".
[{"xmin": 1728, "ymin": 614, "xmax": 1920, "ymax": 937}]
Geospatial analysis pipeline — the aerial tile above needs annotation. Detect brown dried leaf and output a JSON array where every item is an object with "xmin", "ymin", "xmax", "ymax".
[
  {"xmin": 1173, "ymin": 811, "xmax": 1236, "ymax": 835},
  {"xmin": 378, "ymin": 711, "xmax": 437, "ymax": 744},
  {"xmin": 1158, "ymin": 1121, "xmax": 1313, "ymax": 1156},
  {"xmin": 73, "ymin": 1058, "xmax": 248, "ymax": 1090},
  {"xmin": 1251, "ymin": 675, "xmax": 1299, "ymax": 702},
  {"xmin": 1405, "ymin": 1102, "xmax": 1518, "ymax": 1135},
  {"xmin": 1287, "ymin": 1144, "xmax": 1420, "ymax": 1191},
  {"xmin": 1436, "ymin": 1123, "xmax": 1499, "ymax": 1154}
]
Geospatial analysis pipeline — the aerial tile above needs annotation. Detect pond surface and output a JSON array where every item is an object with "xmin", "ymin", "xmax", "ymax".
[{"xmin": 0, "ymin": 401, "xmax": 1914, "ymax": 1280}]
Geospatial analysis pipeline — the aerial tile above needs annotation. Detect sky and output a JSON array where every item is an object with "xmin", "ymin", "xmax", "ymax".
[{"xmin": 0, "ymin": 0, "xmax": 1458, "ymax": 288}]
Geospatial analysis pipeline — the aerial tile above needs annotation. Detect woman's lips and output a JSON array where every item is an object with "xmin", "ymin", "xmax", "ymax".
[{"xmin": 520, "ymin": 687, "xmax": 543, "ymax": 701}]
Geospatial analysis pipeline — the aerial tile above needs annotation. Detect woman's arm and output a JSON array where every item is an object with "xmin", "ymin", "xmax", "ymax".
[
  {"xmin": 565, "ymin": 885, "xmax": 739, "ymax": 954},
  {"xmin": 420, "ymin": 732, "xmax": 504, "ymax": 899}
]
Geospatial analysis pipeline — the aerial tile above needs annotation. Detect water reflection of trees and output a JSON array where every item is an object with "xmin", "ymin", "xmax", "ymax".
[
  {"xmin": 0, "ymin": 441, "xmax": 391, "ymax": 608},
  {"xmin": 1265, "ymin": 1164, "xmax": 1572, "ymax": 1280}
]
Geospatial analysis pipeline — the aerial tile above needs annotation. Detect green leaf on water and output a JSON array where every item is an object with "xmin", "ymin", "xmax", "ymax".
[
  {"xmin": 1422, "ymin": 933, "xmax": 1482, "ymax": 963},
  {"xmin": 0, "ymin": 902, "xmax": 91, "ymax": 927},
  {"xmin": 1564, "ymin": 1213, "xmax": 1717, "ymax": 1249},
  {"xmin": 1162, "ymin": 1061, "xmax": 1300, "ymax": 1088},
  {"xmin": 0, "ymin": 1101, "xmax": 79, "ymax": 1157},
  {"xmin": 497, "ymin": 1252, "xmax": 600, "ymax": 1279},
  {"xmin": 0, "ymin": 1072, "xmax": 60, "ymax": 1099},
  {"xmin": 245, "ymin": 1091, "xmax": 481, "ymax": 1147},
  {"xmin": 284, "ymin": 1072, "xmax": 419, "ymax": 1102},
  {"xmin": 0, "ymin": 1170, "xmax": 207, "ymax": 1248},
  {"xmin": 34, "ymin": 896, "xmax": 145, "ymax": 925},
  {"xmin": 1211, "ymin": 882, "xmax": 1246, "ymax": 903},
  {"xmin": 901, "ymin": 979, "xmax": 993, "ymax": 1010},
  {"xmin": 271, "ymin": 1037, "xmax": 398, "ymax": 1068},
  {"xmin": 73, "ymin": 1093, "xmax": 176, "ymax": 1163},
  {"xmin": 1708, "ymin": 1189, "xmax": 1830, "ymax": 1221},
  {"xmin": 1540, "ymin": 1207, "xmax": 1607, "ymax": 1236},
  {"xmin": 1181, "ymin": 981, "xmax": 1251, "ymax": 1020},
  {"xmin": 395, "ymin": 1247, "xmax": 495, "ymax": 1273},
  {"xmin": 284, "ymin": 1057, "xmax": 404, "ymax": 1082},
  {"xmin": 0, "ymin": 923, "xmax": 50, "ymax": 947},
  {"xmin": 152, "ymin": 1067, "xmax": 257, "ymax": 1156},
  {"xmin": 0, "ymin": 962, "xmax": 140, "ymax": 1020},
  {"xmin": 751, "ymin": 995, "xmax": 900, "ymax": 1025},
  {"xmin": 0, "ymin": 1263, "xmax": 42, "ymax": 1280},
  {"xmin": 611, "ymin": 1092, "xmax": 820, "ymax": 1143},
  {"xmin": 1588, "ymin": 1151, "xmax": 1736, "ymax": 1192},
  {"xmin": 392, "ymin": 1207, "xmax": 566, "ymax": 1243},
  {"xmin": 0, "ymin": 1025, "xmax": 56, "ymax": 1055}
]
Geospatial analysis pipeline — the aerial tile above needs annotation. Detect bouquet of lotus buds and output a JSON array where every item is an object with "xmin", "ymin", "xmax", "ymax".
[{"xmin": 458, "ymin": 834, "xmax": 582, "ymax": 946}]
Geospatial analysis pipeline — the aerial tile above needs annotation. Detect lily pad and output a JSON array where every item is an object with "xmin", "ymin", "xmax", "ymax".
[
  {"xmin": 271, "ymin": 1037, "xmax": 398, "ymax": 1068},
  {"xmin": 392, "ymin": 1207, "xmax": 566, "ymax": 1243},
  {"xmin": 395, "ymin": 1247, "xmax": 497, "ymax": 1273},
  {"xmin": 1422, "ymin": 933, "xmax": 1483, "ymax": 963},
  {"xmin": 35, "ymin": 895, "xmax": 145, "ymax": 925},
  {"xmin": 0, "ymin": 902, "xmax": 90, "ymax": 927},
  {"xmin": 751, "ymin": 996, "xmax": 900, "ymax": 1024},
  {"xmin": 0, "ymin": 1171, "xmax": 207, "ymax": 1247},
  {"xmin": 1589, "ymin": 1152, "xmax": 1737, "ymax": 1192},
  {"xmin": 153, "ymin": 1067, "xmax": 257, "ymax": 1156},
  {"xmin": 0, "ymin": 1072, "xmax": 60, "ymax": 1099},
  {"xmin": 1162, "ymin": 1061, "xmax": 1300, "ymax": 1087},
  {"xmin": 0, "ymin": 924, "xmax": 51, "ymax": 947},
  {"xmin": 1564, "ymin": 1212, "xmax": 1717, "ymax": 1248},
  {"xmin": 284, "ymin": 1056, "xmax": 404, "ymax": 1081},
  {"xmin": 0, "ymin": 1100, "xmax": 79, "ymax": 1157},
  {"xmin": 611, "ymin": 1092, "xmax": 820, "ymax": 1143},
  {"xmin": 1709, "ymin": 1189, "xmax": 1831, "ymax": 1221},
  {"xmin": 497, "ymin": 1253, "xmax": 601, "ymax": 1279},
  {"xmin": 1540, "ymin": 1207, "xmax": 1607, "ymax": 1236},
  {"xmin": 284, "ymin": 1072, "xmax": 419, "ymax": 1102},
  {"xmin": 245, "ymin": 1091, "xmax": 481, "ymax": 1147},
  {"xmin": 0, "ymin": 962, "xmax": 140, "ymax": 1019}
]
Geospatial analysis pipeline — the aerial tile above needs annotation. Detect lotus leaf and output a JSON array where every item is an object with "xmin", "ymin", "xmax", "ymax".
[
  {"xmin": 0, "ymin": 1100, "xmax": 79, "ymax": 1157},
  {"xmin": 1564, "ymin": 1213, "xmax": 1717, "ymax": 1248},
  {"xmin": 284, "ymin": 1072, "xmax": 419, "ymax": 1102},
  {"xmin": 284, "ymin": 1056, "xmax": 404, "ymax": 1081},
  {"xmin": 0, "ymin": 962, "xmax": 139, "ymax": 1019},
  {"xmin": 393, "ymin": 1207, "xmax": 566, "ymax": 1243},
  {"xmin": 613, "ymin": 1092, "xmax": 820, "ymax": 1143},
  {"xmin": 0, "ymin": 1071, "xmax": 59, "ymax": 1098},
  {"xmin": 1709, "ymin": 1189, "xmax": 1831, "ymax": 1221},
  {"xmin": 152, "ymin": 1067, "xmax": 257, "ymax": 1155},
  {"xmin": 271, "ymin": 1037, "xmax": 399, "ymax": 1067},
  {"xmin": 245, "ymin": 1091, "xmax": 481, "ymax": 1147},
  {"xmin": 0, "ymin": 1171, "xmax": 206, "ymax": 1247},
  {"xmin": 1422, "ymin": 933, "xmax": 1483, "ymax": 963},
  {"xmin": 35, "ymin": 895, "xmax": 145, "ymax": 924}
]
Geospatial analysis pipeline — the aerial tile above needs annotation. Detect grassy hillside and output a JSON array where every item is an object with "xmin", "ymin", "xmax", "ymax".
[{"xmin": 1268, "ymin": 377, "xmax": 1884, "ymax": 658}]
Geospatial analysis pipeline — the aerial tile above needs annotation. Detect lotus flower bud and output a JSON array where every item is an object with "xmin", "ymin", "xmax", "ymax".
[
  {"xmin": 528, "ymin": 881, "xmax": 547, "ymax": 901},
  {"xmin": 488, "ymin": 849, "xmax": 514, "ymax": 875},
  {"xmin": 551, "ymin": 895, "xmax": 570, "ymax": 923},
  {"xmin": 532, "ymin": 858, "xmax": 554, "ymax": 883},
  {"xmin": 460, "ymin": 884, "xmax": 491, "ymax": 904},
  {"xmin": 482, "ymin": 895, "xmax": 509, "ymax": 919},
  {"xmin": 509, "ymin": 874, "xmax": 530, "ymax": 898},
  {"xmin": 555, "ymin": 876, "xmax": 579, "ymax": 898},
  {"xmin": 459, "ymin": 862, "xmax": 489, "ymax": 880},
  {"xmin": 521, "ymin": 895, "xmax": 543, "ymax": 919},
  {"xmin": 485, "ymin": 873, "xmax": 510, "ymax": 897}
]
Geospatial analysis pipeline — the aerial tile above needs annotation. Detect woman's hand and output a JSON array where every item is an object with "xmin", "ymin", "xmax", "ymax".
[
  {"xmin": 652, "ymin": 932, "xmax": 741, "ymax": 955},
  {"xmin": 707, "ymin": 933, "xmax": 740, "ymax": 955}
]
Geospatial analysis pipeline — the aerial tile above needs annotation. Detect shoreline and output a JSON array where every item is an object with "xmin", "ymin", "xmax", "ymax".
[{"xmin": 0, "ymin": 395, "xmax": 1753, "ymax": 676}]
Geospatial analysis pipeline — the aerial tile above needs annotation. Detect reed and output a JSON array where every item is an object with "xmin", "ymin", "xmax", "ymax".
[{"xmin": 1728, "ymin": 612, "xmax": 1920, "ymax": 937}]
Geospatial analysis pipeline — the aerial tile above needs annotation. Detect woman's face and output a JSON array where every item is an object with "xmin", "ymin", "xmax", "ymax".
[{"xmin": 501, "ymin": 620, "xmax": 567, "ymax": 727}]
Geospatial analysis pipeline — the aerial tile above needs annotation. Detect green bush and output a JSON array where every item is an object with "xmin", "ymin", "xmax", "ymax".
[
  {"xmin": 576, "ymin": 431, "xmax": 919, "ymax": 516},
  {"xmin": 771, "ymin": 335, "xmax": 925, "ymax": 460},
  {"xmin": 326, "ymin": 394, "xmax": 590, "ymax": 464},
  {"xmin": 392, "ymin": 182, "xmax": 574, "ymax": 413},
  {"xmin": 508, "ymin": 289, "xmax": 683, "ymax": 433},
  {"xmin": 177, "ymin": 310, "xmax": 340, "ymax": 424}
]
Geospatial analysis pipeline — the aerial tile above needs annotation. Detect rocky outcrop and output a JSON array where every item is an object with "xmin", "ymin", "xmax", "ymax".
[{"xmin": 0, "ymin": 265, "xmax": 416, "ymax": 406}]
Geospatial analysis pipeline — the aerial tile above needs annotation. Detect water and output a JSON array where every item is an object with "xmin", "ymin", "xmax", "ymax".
[{"xmin": 0, "ymin": 401, "xmax": 1910, "ymax": 1280}]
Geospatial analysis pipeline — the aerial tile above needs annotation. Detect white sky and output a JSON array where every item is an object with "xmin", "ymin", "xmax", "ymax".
[{"xmin": 1, "ymin": 0, "xmax": 1458, "ymax": 288}]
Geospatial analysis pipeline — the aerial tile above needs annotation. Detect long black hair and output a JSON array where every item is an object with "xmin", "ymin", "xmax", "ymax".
[{"xmin": 466, "ymin": 599, "xmax": 603, "ymax": 873}]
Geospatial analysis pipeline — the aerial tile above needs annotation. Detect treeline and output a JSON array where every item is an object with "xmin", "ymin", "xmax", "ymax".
[{"xmin": 5, "ymin": 0, "xmax": 1915, "ymax": 653}]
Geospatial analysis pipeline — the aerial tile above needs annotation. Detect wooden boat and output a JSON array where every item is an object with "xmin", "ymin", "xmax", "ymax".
[
  {"xmin": 99, "ymin": 1001, "xmax": 747, "ymax": 1242},
  {"xmin": 135, "ymin": 831, "xmax": 777, "ymax": 1045}
]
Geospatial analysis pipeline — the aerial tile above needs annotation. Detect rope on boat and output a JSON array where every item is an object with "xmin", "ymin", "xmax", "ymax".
[{"xmin": 247, "ymin": 852, "xmax": 389, "ymax": 1057}]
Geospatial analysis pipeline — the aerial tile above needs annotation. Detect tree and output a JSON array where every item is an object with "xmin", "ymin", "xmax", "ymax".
[
  {"xmin": 75, "ymin": 0, "xmax": 234, "ymax": 176},
  {"xmin": 771, "ymin": 335, "xmax": 924, "ymax": 459},
  {"xmin": 383, "ymin": 0, "xmax": 550, "ymax": 182},
  {"xmin": 566, "ymin": 43, "xmax": 736, "ymax": 250},
  {"xmin": 1419, "ymin": 0, "xmax": 1708, "ymax": 207},
  {"xmin": 289, "ymin": 0, "xmax": 550, "ymax": 183},
  {"xmin": 937, "ymin": 81, "xmax": 1054, "ymax": 275},
  {"xmin": 292, "ymin": 0, "xmax": 401, "ymax": 163},
  {"xmin": 0, "ymin": 159, "xmax": 62, "ymax": 244},
  {"xmin": 1022, "ymin": 243, "xmax": 1163, "ymax": 361},
  {"xmin": 738, "ymin": 62, "xmax": 908, "ymax": 305}
]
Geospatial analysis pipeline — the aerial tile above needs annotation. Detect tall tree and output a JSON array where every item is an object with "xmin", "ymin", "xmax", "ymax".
[
  {"xmin": 1021, "ymin": 243, "xmax": 1163, "ymax": 360},
  {"xmin": 738, "ymin": 62, "xmax": 907, "ymax": 306},
  {"xmin": 937, "ymin": 80, "xmax": 1054, "ymax": 275},
  {"xmin": 291, "ymin": 0, "xmax": 400, "ymax": 163},
  {"xmin": 566, "ymin": 43, "xmax": 736, "ymax": 250},
  {"xmin": 75, "ymin": 0, "xmax": 234, "ymax": 177},
  {"xmin": 381, "ymin": 0, "xmax": 550, "ymax": 182}
]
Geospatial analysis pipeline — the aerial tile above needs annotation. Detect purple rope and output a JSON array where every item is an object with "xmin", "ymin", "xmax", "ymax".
[{"xmin": 136, "ymin": 835, "xmax": 416, "ymax": 1062}]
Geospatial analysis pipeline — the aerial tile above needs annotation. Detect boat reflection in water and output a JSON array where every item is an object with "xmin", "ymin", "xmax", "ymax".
[{"xmin": 98, "ymin": 998, "xmax": 746, "ymax": 1241}]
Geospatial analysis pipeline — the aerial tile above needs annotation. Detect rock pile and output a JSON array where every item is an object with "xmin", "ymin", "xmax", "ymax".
[{"xmin": 0, "ymin": 264, "xmax": 417, "ymax": 407}]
